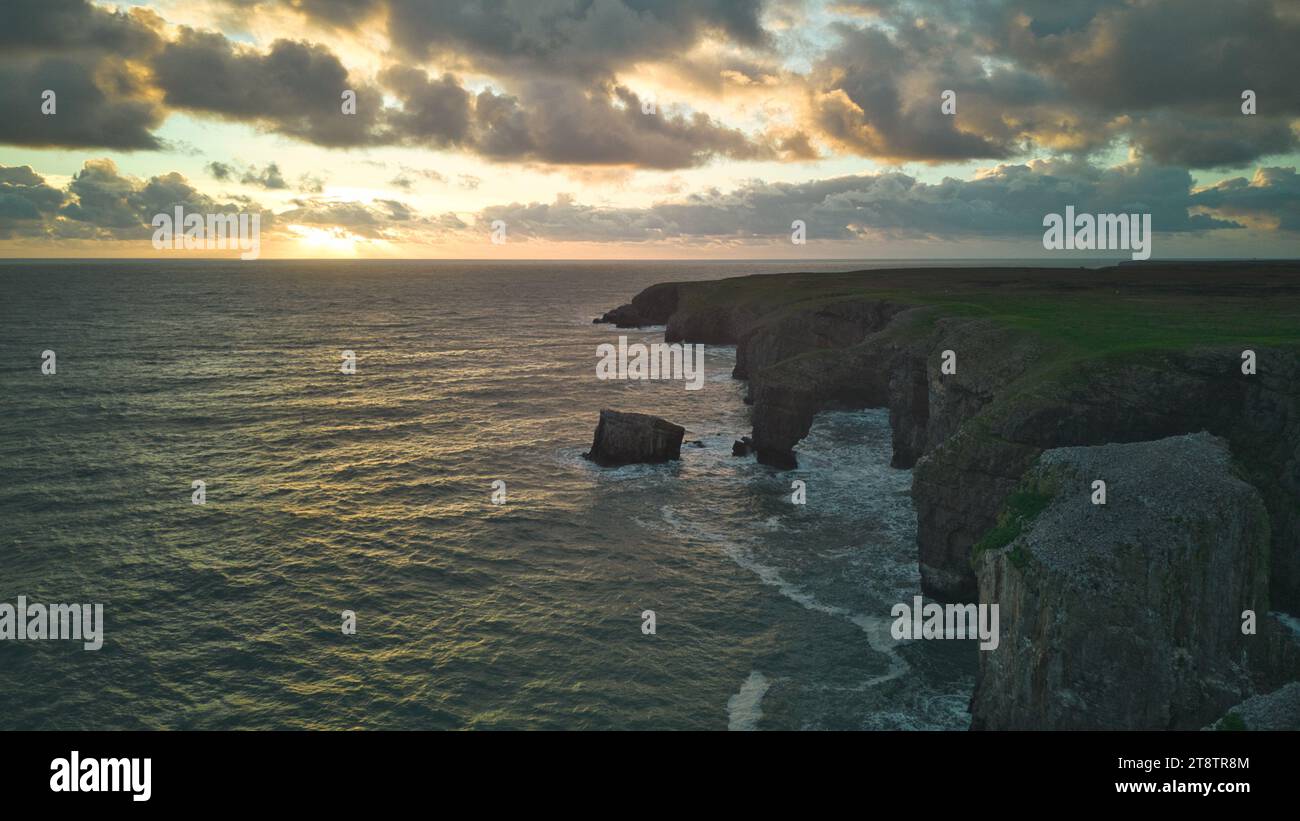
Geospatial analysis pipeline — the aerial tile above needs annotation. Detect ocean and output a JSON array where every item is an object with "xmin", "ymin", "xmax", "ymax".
[{"xmin": 0, "ymin": 259, "xmax": 979, "ymax": 730}]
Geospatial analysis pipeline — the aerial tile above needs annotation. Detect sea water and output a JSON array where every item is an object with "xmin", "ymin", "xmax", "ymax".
[{"xmin": 0, "ymin": 259, "xmax": 979, "ymax": 729}]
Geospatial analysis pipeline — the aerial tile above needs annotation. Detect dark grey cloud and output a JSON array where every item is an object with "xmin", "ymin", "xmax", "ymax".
[
  {"xmin": 1127, "ymin": 115, "xmax": 1300, "ymax": 170},
  {"xmin": 999, "ymin": 0, "xmax": 1300, "ymax": 166},
  {"xmin": 1191, "ymin": 167, "xmax": 1300, "ymax": 233},
  {"xmin": 0, "ymin": 0, "xmax": 161, "ymax": 53},
  {"xmin": 467, "ymin": 81, "xmax": 787, "ymax": 168},
  {"xmin": 0, "ymin": 165, "xmax": 66, "ymax": 238},
  {"xmin": 1, "ymin": 0, "xmax": 1297, "ymax": 181},
  {"xmin": 57, "ymin": 160, "xmax": 263, "ymax": 239},
  {"xmin": 366, "ymin": 72, "xmax": 790, "ymax": 168},
  {"xmin": 0, "ymin": 55, "xmax": 165, "ymax": 150},
  {"xmin": 0, "ymin": 159, "xmax": 273, "ymax": 241},
  {"xmin": 151, "ymin": 28, "xmax": 383, "ymax": 147},
  {"xmin": 815, "ymin": 0, "xmax": 1300, "ymax": 166},
  {"xmin": 382, "ymin": 0, "xmax": 767, "ymax": 79},
  {"xmin": 477, "ymin": 159, "xmax": 1272, "ymax": 242},
  {"xmin": 480, "ymin": 192, "xmax": 677, "ymax": 241},
  {"xmin": 809, "ymin": 23, "xmax": 1023, "ymax": 162},
  {"xmin": 378, "ymin": 67, "xmax": 474, "ymax": 147},
  {"xmin": 0, "ymin": 1, "xmax": 165, "ymax": 149},
  {"xmin": 141, "ymin": 24, "xmax": 782, "ymax": 168},
  {"xmin": 60, "ymin": 158, "xmax": 149, "ymax": 230},
  {"xmin": 0, "ymin": 159, "xmax": 430, "ymax": 243},
  {"xmin": 240, "ymin": 163, "xmax": 289, "ymax": 189},
  {"xmin": 207, "ymin": 160, "xmax": 289, "ymax": 189},
  {"xmin": 207, "ymin": 161, "xmax": 234, "ymax": 180}
]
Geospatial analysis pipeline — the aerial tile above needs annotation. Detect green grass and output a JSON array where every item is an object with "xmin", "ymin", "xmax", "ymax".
[
  {"xmin": 682, "ymin": 264, "xmax": 1300, "ymax": 362},
  {"xmin": 1215, "ymin": 711, "xmax": 1248, "ymax": 731},
  {"xmin": 972, "ymin": 487, "xmax": 1055, "ymax": 565},
  {"xmin": 919, "ymin": 294, "xmax": 1300, "ymax": 357}
]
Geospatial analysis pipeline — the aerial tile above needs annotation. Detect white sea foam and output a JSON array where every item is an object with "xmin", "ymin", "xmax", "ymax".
[
  {"xmin": 727, "ymin": 670, "xmax": 771, "ymax": 730},
  {"xmin": 657, "ymin": 501, "xmax": 912, "ymax": 688},
  {"xmin": 1273, "ymin": 611, "xmax": 1300, "ymax": 640}
]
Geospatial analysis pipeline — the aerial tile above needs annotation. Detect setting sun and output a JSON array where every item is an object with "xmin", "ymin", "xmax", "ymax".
[{"xmin": 287, "ymin": 225, "xmax": 366, "ymax": 256}]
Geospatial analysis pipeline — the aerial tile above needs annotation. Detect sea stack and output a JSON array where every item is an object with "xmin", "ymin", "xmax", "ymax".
[{"xmin": 583, "ymin": 409, "xmax": 685, "ymax": 467}]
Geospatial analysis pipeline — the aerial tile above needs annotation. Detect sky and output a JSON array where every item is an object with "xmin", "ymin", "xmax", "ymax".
[{"xmin": 0, "ymin": 0, "xmax": 1298, "ymax": 259}]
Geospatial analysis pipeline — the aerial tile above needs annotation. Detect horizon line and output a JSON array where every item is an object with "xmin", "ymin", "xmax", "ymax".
[{"xmin": 1, "ymin": 256, "xmax": 1296, "ymax": 264}]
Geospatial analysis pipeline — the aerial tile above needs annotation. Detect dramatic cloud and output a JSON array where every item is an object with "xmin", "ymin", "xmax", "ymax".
[
  {"xmin": 143, "ymin": 26, "xmax": 786, "ymax": 168},
  {"xmin": 380, "ymin": 0, "xmax": 768, "ymax": 78},
  {"xmin": 54, "ymin": 159, "xmax": 265, "ymax": 240},
  {"xmin": 1191, "ymin": 167, "xmax": 1300, "ymax": 232},
  {"xmin": 465, "ymin": 82, "xmax": 790, "ymax": 168},
  {"xmin": 0, "ymin": 1, "xmax": 165, "ymax": 149},
  {"xmin": 378, "ymin": 66, "xmax": 474, "ymax": 148},
  {"xmin": 0, "ymin": 165, "xmax": 66, "ymax": 238},
  {"xmin": 151, "ymin": 28, "xmax": 384, "ymax": 147},
  {"xmin": 809, "ymin": 23, "xmax": 1024, "ymax": 162},
  {"xmin": 9, "ymin": 0, "xmax": 1293, "ymax": 170},
  {"xmin": 1, "ymin": 1, "xmax": 1298, "ymax": 254},
  {"xmin": 813, "ymin": 0, "xmax": 1300, "ymax": 166},
  {"xmin": 0, "ymin": 0, "xmax": 160, "ymax": 53},
  {"xmin": 0, "ymin": 158, "xmax": 444, "ymax": 247},
  {"xmin": 476, "ymin": 159, "xmax": 1280, "ymax": 243}
]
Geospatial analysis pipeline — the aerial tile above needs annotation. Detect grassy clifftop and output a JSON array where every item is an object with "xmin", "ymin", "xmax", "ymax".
[{"xmin": 670, "ymin": 261, "xmax": 1300, "ymax": 363}]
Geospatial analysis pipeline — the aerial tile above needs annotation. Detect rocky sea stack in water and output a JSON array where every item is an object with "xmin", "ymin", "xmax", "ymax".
[{"xmin": 583, "ymin": 409, "xmax": 685, "ymax": 467}]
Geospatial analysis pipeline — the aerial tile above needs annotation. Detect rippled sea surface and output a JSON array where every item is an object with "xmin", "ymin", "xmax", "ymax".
[{"xmin": 0, "ymin": 260, "xmax": 975, "ymax": 729}]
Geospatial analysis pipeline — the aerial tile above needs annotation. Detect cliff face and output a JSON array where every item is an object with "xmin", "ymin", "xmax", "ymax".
[
  {"xmin": 598, "ymin": 274, "xmax": 1300, "ymax": 722},
  {"xmin": 916, "ymin": 346, "xmax": 1300, "ymax": 604},
  {"xmin": 597, "ymin": 277, "xmax": 1300, "ymax": 615},
  {"xmin": 971, "ymin": 434, "xmax": 1270, "ymax": 730}
]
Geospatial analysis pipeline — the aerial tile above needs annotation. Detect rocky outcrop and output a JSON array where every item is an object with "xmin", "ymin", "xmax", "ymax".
[
  {"xmin": 583, "ymin": 409, "xmax": 685, "ymax": 467},
  {"xmin": 915, "ymin": 346, "xmax": 1300, "ymax": 605},
  {"xmin": 1209, "ymin": 681, "xmax": 1300, "ymax": 730},
  {"xmin": 971, "ymin": 434, "xmax": 1271, "ymax": 730},
  {"xmin": 594, "ymin": 282, "xmax": 681, "ymax": 327}
]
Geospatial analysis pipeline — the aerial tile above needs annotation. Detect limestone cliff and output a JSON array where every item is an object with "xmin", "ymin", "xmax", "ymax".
[{"xmin": 970, "ymin": 434, "xmax": 1270, "ymax": 730}]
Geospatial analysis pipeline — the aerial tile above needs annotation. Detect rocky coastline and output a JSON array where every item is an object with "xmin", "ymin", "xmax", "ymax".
[{"xmin": 597, "ymin": 263, "xmax": 1300, "ymax": 729}]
